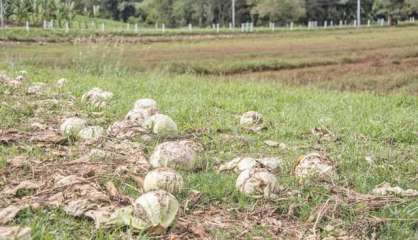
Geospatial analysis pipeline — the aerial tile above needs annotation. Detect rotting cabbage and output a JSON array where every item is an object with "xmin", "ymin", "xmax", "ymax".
[
  {"xmin": 78, "ymin": 126, "xmax": 104, "ymax": 141},
  {"xmin": 60, "ymin": 117, "xmax": 87, "ymax": 136},
  {"xmin": 149, "ymin": 140, "xmax": 198, "ymax": 170},
  {"xmin": 372, "ymin": 182, "xmax": 418, "ymax": 197},
  {"xmin": 86, "ymin": 190, "xmax": 179, "ymax": 233},
  {"xmin": 236, "ymin": 168, "xmax": 281, "ymax": 199},
  {"xmin": 144, "ymin": 168, "xmax": 183, "ymax": 194},
  {"xmin": 219, "ymin": 157, "xmax": 282, "ymax": 173},
  {"xmin": 144, "ymin": 114, "xmax": 178, "ymax": 137},
  {"xmin": 81, "ymin": 87, "xmax": 113, "ymax": 108},
  {"xmin": 134, "ymin": 190, "xmax": 179, "ymax": 234},
  {"xmin": 294, "ymin": 152, "xmax": 334, "ymax": 178},
  {"xmin": 27, "ymin": 82, "xmax": 47, "ymax": 95},
  {"xmin": 240, "ymin": 111, "xmax": 263, "ymax": 127}
]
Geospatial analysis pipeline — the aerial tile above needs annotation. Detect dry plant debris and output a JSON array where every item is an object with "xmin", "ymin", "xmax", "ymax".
[{"xmin": 0, "ymin": 226, "xmax": 32, "ymax": 240}]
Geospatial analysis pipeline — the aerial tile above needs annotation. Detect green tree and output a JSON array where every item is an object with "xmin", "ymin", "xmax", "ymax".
[
  {"xmin": 251, "ymin": 0, "xmax": 305, "ymax": 23},
  {"xmin": 404, "ymin": 0, "xmax": 418, "ymax": 16},
  {"xmin": 373, "ymin": 0, "xmax": 405, "ymax": 24},
  {"xmin": 140, "ymin": 0, "xmax": 175, "ymax": 26}
]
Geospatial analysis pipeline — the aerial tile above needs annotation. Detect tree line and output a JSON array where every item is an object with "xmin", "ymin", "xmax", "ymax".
[{"xmin": 1, "ymin": 0, "xmax": 418, "ymax": 27}]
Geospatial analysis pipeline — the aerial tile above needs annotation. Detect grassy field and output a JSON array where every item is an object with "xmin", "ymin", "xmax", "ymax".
[
  {"xmin": 3, "ymin": 26, "xmax": 418, "ymax": 94},
  {"xmin": 0, "ymin": 26, "xmax": 417, "ymax": 239}
]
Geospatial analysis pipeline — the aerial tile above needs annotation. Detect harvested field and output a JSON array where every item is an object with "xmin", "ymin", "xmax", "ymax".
[{"xmin": 0, "ymin": 26, "xmax": 417, "ymax": 239}]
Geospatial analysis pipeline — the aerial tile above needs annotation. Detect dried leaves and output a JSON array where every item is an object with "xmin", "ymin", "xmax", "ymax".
[
  {"xmin": 0, "ymin": 226, "xmax": 32, "ymax": 240},
  {"xmin": 0, "ymin": 205, "xmax": 29, "ymax": 225}
]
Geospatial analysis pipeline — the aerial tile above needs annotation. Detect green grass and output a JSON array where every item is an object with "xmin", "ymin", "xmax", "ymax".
[{"xmin": 0, "ymin": 28, "xmax": 417, "ymax": 239}]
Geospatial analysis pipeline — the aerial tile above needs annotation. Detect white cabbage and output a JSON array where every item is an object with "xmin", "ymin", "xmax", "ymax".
[
  {"xmin": 134, "ymin": 98, "xmax": 157, "ymax": 110},
  {"xmin": 144, "ymin": 168, "xmax": 183, "ymax": 194},
  {"xmin": 294, "ymin": 152, "xmax": 334, "ymax": 178},
  {"xmin": 149, "ymin": 140, "xmax": 198, "ymax": 170},
  {"xmin": 60, "ymin": 117, "xmax": 87, "ymax": 136},
  {"xmin": 236, "ymin": 168, "xmax": 280, "ymax": 199},
  {"xmin": 144, "ymin": 114, "xmax": 178, "ymax": 137},
  {"xmin": 78, "ymin": 126, "xmax": 104, "ymax": 141},
  {"xmin": 134, "ymin": 190, "xmax": 179, "ymax": 234}
]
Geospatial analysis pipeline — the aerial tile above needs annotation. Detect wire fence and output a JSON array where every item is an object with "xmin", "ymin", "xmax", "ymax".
[{"xmin": 1, "ymin": 17, "xmax": 416, "ymax": 35}]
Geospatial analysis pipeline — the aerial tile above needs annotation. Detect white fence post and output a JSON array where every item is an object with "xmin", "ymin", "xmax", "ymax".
[
  {"xmin": 324, "ymin": 21, "xmax": 328, "ymax": 28},
  {"xmin": 162, "ymin": 24, "xmax": 165, "ymax": 33},
  {"xmin": 339, "ymin": 20, "xmax": 343, "ymax": 28},
  {"xmin": 101, "ymin": 23, "xmax": 105, "ymax": 32},
  {"xmin": 134, "ymin": 24, "xmax": 138, "ymax": 33},
  {"xmin": 188, "ymin": 23, "xmax": 192, "ymax": 32},
  {"xmin": 229, "ymin": 22, "xmax": 232, "ymax": 30},
  {"xmin": 367, "ymin": 20, "xmax": 370, "ymax": 27},
  {"xmin": 216, "ymin": 23, "xmax": 220, "ymax": 33},
  {"xmin": 290, "ymin": 22, "xmax": 294, "ymax": 30},
  {"xmin": 25, "ymin": 21, "xmax": 29, "ymax": 31},
  {"xmin": 65, "ymin": 21, "xmax": 69, "ymax": 32}
]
